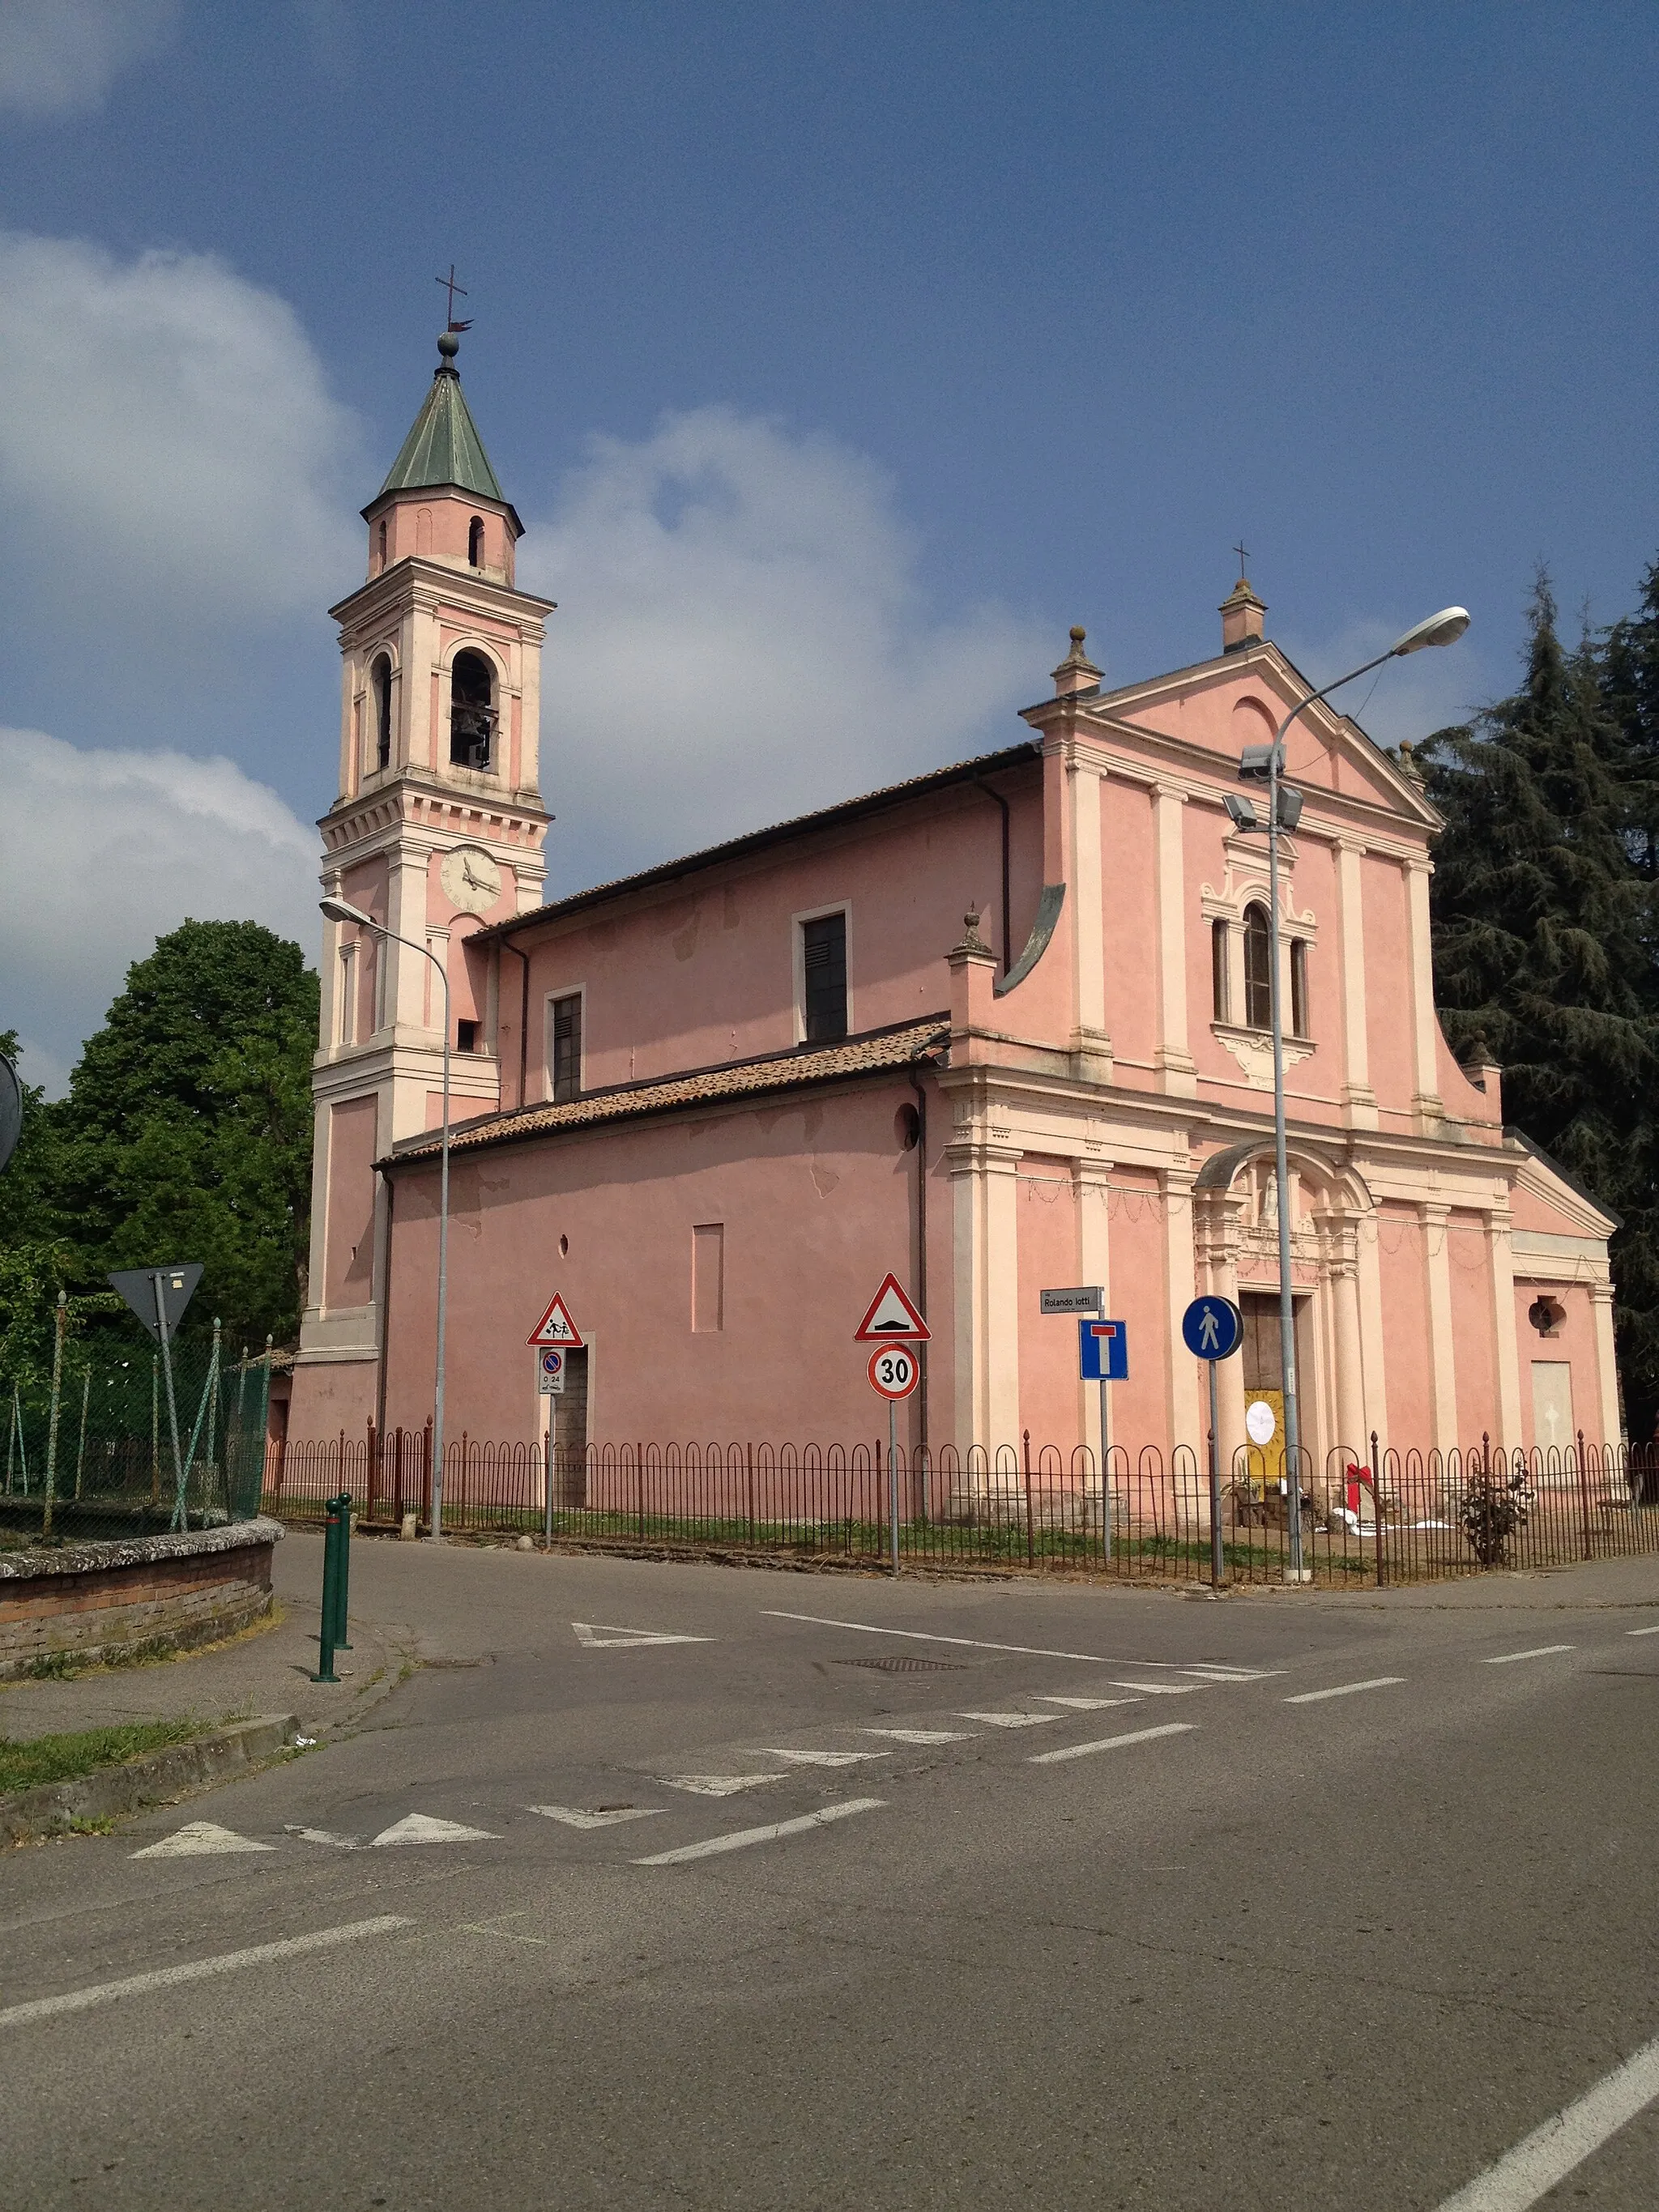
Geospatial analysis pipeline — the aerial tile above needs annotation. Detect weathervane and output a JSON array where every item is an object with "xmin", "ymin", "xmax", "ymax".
[{"xmin": 435, "ymin": 263, "xmax": 472, "ymax": 333}]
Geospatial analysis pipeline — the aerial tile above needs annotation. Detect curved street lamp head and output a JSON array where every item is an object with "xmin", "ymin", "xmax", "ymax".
[
  {"xmin": 1389, "ymin": 606, "xmax": 1470, "ymax": 656},
  {"xmin": 320, "ymin": 895, "xmax": 373, "ymax": 928}
]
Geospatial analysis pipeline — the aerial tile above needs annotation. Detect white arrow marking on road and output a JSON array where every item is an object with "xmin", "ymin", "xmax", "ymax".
[
  {"xmin": 744, "ymin": 1749, "xmax": 890, "ymax": 1767},
  {"xmin": 958, "ymin": 1710, "xmax": 1064, "ymax": 1728},
  {"xmin": 1037, "ymin": 1694, "xmax": 1144, "ymax": 1711},
  {"xmin": 659, "ymin": 1774, "xmax": 783, "ymax": 1796},
  {"xmin": 526, "ymin": 1805, "xmax": 664, "ymax": 1827},
  {"xmin": 572, "ymin": 1622, "xmax": 711, "ymax": 1648},
  {"xmin": 860, "ymin": 1727, "xmax": 972, "ymax": 1744},
  {"xmin": 369, "ymin": 1814, "xmax": 499, "ymax": 1846},
  {"xmin": 130, "ymin": 1822, "xmax": 275, "ymax": 1859},
  {"xmin": 284, "ymin": 1826, "xmax": 362, "ymax": 1848}
]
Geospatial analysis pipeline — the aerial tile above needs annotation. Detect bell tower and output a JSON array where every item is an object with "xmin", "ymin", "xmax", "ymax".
[{"xmin": 289, "ymin": 330, "xmax": 556, "ymax": 1426}]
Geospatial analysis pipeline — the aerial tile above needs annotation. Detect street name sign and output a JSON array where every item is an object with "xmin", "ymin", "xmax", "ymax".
[
  {"xmin": 109, "ymin": 1264, "xmax": 203, "ymax": 1342},
  {"xmin": 1039, "ymin": 1285, "xmax": 1102, "ymax": 1316},
  {"xmin": 1182, "ymin": 1295, "xmax": 1243, "ymax": 1362},
  {"xmin": 868, "ymin": 1345, "xmax": 920, "ymax": 1400},
  {"xmin": 528, "ymin": 1294, "xmax": 585, "ymax": 1349},
  {"xmin": 1078, "ymin": 1319, "xmax": 1128, "ymax": 1382},
  {"xmin": 854, "ymin": 1272, "xmax": 929, "ymax": 1342}
]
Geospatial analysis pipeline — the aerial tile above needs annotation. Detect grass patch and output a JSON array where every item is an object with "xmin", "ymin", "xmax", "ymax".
[{"xmin": 0, "ymin": 1717, "xmax": 205, "ymax": 1796}]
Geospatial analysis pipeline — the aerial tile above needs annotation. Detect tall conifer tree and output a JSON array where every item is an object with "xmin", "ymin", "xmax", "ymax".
[{"xmin": 1419, "ymin": 578, "xmax": 1659, "ymax": 1434}]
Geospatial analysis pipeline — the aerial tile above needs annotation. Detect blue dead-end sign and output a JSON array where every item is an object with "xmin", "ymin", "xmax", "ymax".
[
  {"xmin": 1183, "ymin": 1295, "xmax": 1243, "ymax": 1362},
  {"xmin": 1078, "ymin": 1318, "xmax": 1128, "ymax": 1381}
]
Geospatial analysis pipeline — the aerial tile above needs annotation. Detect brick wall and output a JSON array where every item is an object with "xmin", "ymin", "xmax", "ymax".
[{"xmin": 0, "ymin": 1534, "xmax": 276, "ymax": 1676}]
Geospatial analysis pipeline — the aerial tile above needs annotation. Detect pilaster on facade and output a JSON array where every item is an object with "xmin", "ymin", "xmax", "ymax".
[
  {"xmin": 947, "ymin": 1122, "xmax": 1024, "ymax": 1475},
  {"xmin": 1064, "ymin": 743, "xmax": 1108, "ymax": 1067},
  {"xmin": 1420, "ymin": 1200, "xmax": 1460, "ymax": 1452},
  {"xmin": 1160, "ymin": 1161, "xmax": 1200, "ymax": 1451},
  {"xmin": 1405, "ymin": 858, "xmax": 1444, "ymax": 1125},
  {"xmin": 1485, "ymin": 1206, "xmax": 1524, "ymax": 1451},
  {"xmin": 1335, "ymin": 837, "xmax": 1378, "ymax": 1128},
  {"xmin": 1152, "ymin": 786, "xmax": 1197, "ymax": 1096},
  {"xmin": 1073, "ymin": 1156, "xmax": 1114, "ymax": 1456},
  {"xmin": 1324, "ymin": 1213, "xmax": 1367, "ymax": 1459},
  {"xmin": 1590, "ymin": 1281, "xmax": 1623, "ymax": 1447},
  {"xmin": 1193, "ymin": 1186, "xmax": 1247, "ymax": 1468}
]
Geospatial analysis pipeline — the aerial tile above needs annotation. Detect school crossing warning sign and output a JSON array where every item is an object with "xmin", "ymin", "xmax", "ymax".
[
  {"xmin": 527, "ymin": 1294, "xmax": 585, "ymax": 1349},
  {"xmin": 853, "ymin": 1272, "xmax": 929, "ymax": 1343}
]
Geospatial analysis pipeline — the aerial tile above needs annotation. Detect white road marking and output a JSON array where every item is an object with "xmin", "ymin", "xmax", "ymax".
[
  {"xmin": 1037, "ymin": 1694, "xmax": 1144, "ymax": 1711},
  {"xmin": 1482, "ymin": 1645, "xmax": 1575, "ymax": 1665},
  {"xmin": 0, "ymin": 1916, "xmax": 413, "ymax": 2031},
  {"xmin": 1435, "ymin": 2024, "xmax": 1659, "ymax": 2210},
  {"xmin": 860, "ymin": 1727, "xmax": 972, "ymax": 1744},
  {"xmin": 659, "ymin": 1774, "xmax": 783, "ymax": 1796},
  {"xmin": 369, "ymin": 1814, "xmax": 498, "ymax": 1846},
  {"xmin": 957, "ymin": 1710, "xmax": 1064, "ymax": 1728},
  {"xmin": 633, "ymin": 1798, "xmax": 885, "ymax": 1865},
  {"xmin": 1626, "ymin": 1625, "xmax": 1659, "ymax": 1637},
  {"xmin": 525, "ymin": 1805, "xmax": 663, "ymax": 1827},
  {"xmin": 1180, "ymin": 1665, "xmax": 1281, "ymax": 1681},
  {"xmin": 284, "ymin": 1825, "xmax": 361, "ymax": 1848},
  {"xmin": 1283, "ymin": 1677, "xmax": 1405, "ymax": 1704},
  {"xmin": 761, "ymin": 1609, "xmax": 1201, "ymax": 1669},
  {"xmin": 130, "ymin": 1822, "xmax": 275, "ymax": 1860},
  {"xmin": 1030, "ymin": 1723, "xmax": 1197, "ymax": 1765},
  {"xmin": 744, "ymin": 1749, "xmax": 890, "ymax": 1767},
  {"xmin": 572, "ymin": 1621, "xmax": 710, "ymax": 1648},
  {"xmin": 1105, "ymin": 1679, "xmax": 1205, "ymax": 1695}
]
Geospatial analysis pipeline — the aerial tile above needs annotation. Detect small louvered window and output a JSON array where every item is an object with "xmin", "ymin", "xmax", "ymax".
[
  {"xmin": 802, "ymin": 913, "xmax": 847, "ymax": 1043},
  {"xmin": 551, "ymin": 994, "xmax": 582, "ymax": 1102}
]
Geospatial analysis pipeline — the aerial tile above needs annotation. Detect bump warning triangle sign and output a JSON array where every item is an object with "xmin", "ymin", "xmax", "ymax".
[
  {"xmin": 527, "ymin": 1294, "xmax": 584, "ymax": 1349},
  {"xmin": 853, "ymin": 1272, "xmax": 929, "ymax": 1342}
]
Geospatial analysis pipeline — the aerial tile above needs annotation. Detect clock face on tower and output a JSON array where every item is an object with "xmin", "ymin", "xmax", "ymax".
[{"xmin": 440, "ymin": 846, "xmax": 504, "ymax": 914}]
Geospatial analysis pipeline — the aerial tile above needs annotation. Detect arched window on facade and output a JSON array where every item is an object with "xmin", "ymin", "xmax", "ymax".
[
  {"xmin": 1243, "ymin": 902, "xmax": 1273, "ymax": 1029},
  {"xmin": 467, "ymin": 515, "xmax": 484, "ymax": 568},
  {"xmin": 450, "ymin": 650, "xmax": 496, "ymax": 769},
  {"xmin": 1211, "ymin": 918, "xmax": 1230, "ymax": 1021},
  {"xmin": 1290, "ymin": 938, "xmax": 1310, "ymax": 1038},
  {"xmin": 371, "ymin": 654, "xmax": 392, "ymax": 771}
]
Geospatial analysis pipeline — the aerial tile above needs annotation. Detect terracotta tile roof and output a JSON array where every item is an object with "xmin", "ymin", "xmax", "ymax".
[{"xmin": 388, "ymin": 1016, "xmax": 950, "ymax": 1166}]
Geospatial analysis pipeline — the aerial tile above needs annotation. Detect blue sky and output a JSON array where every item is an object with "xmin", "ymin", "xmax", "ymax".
[{"xmin": 1, "ymin": 1, "xmax": 1655, "ymax": 1084}]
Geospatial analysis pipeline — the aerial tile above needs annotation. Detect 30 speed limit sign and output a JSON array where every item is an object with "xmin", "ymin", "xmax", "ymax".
[{"xmin": 868, "ymin": 1345, "xmax": 920, "ymax": 1400}]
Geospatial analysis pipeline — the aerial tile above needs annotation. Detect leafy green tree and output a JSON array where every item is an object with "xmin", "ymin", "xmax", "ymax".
[
  {"xmin": 49, "ymin": 923, "xmax": 318, "ymax": 1349},
  {"xmin": 1603, "ymin": 552, "xmax": 1659, "ymax": 876},
  {"xmin": 1419, "ymin": 578, "xmax": 1659, "ymax": 1433}
]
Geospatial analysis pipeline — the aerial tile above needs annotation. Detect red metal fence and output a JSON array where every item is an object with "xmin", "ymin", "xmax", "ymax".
[{"xmin": 262, "ymin": 1424, "xmax": 1659, "ymax": 1585}]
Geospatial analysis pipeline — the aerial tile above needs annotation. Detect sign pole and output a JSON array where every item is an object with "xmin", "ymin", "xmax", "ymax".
[
  {"xmin": 544, "ymin": 1404, "xmax": 555, "ymax": 1548},
  {"xmin": 1208, "ymin": 1358, "xmax": 1224, "ymax": 1590},
  {"xmin": 888, "ymin": 1396, "xmax": 900, "ymax": 1577},
  {"xmin": 1098, "ymin": 1375, "xmax": 1111, "ymax": 1561},
  {"xmin": 153, "ymin": 1270, "xmax": 186, "ymax": 1524}
]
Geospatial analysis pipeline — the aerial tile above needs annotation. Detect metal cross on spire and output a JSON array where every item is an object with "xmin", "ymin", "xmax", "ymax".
[
  {"xmin": 435, "ymin": 264, "xmax": 472, "ymax": 332},
  {"xmin": 1233, "ymin": 539, "xmax": 1250, "ymax": 575}
]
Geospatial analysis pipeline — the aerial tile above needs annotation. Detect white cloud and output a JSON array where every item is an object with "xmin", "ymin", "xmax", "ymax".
[
  {"xmin": 0, "ymin": 727, "xmax": 317, "ymax": 1093},
  {"xmin": 519, "ymin": 407, "xmax": 1050, "ymax": 880},
  {"xmin": 0, "ymin": 0, "xmax": 179, "ymax": 116},
  {"xmin": 0, "ymin": 227, "xmax": 359, "ymax": 631}
]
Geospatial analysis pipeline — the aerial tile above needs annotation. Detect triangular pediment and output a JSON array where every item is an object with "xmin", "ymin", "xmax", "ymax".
[{"xmin": 1028, "ymin": 641, "xmax": 1441, "ymax": 833}]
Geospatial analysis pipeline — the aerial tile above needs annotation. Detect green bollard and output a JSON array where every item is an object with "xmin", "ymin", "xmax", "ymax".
[
  {"xmin": 312, "ymin": 1498, "xmax": 341, "ymax": 1684},
  {"xmin": 332, "ymin": 1488, "xmax": 353, "ymax": 1652}
]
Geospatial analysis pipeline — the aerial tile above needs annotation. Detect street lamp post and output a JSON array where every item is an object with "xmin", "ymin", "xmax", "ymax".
[
  {"xmin": 1235, "ymin": 607, "xmax": 1469, "ymax": 1580},
  {"xmin": 320, "ymin": 896, "xmax": 453, "ymax": 1542}
]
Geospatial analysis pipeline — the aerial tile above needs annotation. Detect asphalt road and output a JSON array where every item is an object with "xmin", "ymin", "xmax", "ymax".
[{"xmin": 6, "ymin": 1540, "xmax": 1659, "ymax": 2210}]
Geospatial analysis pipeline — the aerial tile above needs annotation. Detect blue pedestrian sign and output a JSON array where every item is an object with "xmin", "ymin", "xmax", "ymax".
[
  {"xmin": 1078, "ymin": 1318, "xmax": 1128, "ymax": 1381},
  {"xmin": 1183, "ymin": 1295, "xmax": 1243, "ymax": 1362}
]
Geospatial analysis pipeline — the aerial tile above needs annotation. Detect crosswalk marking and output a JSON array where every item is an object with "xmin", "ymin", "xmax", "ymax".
[
  {"xmin": 957, "ymin": 1710, "xmax": 1064, "ymax": 1728},
  {"xmin": 527, "ymin": 1804, "xmax": 664, "ymax": 1827},
  {"xmin": 1030, "ymin": 1723, "xmax": 1197, "ymax": 1765},
  {"xmin": 572, "ymin": 1622, "xmax": 711, "ymax": 1648},
  {"xmin": 284, "ymin": 1826, "xmax": 361, "ymax": 1848},
  {"xmin": 745, "ymin": 1749, "xmax": 890, "ymax": 1767},
  {"xmin": 634, "ymin": 1798, "xmax": 885, "ymax": 1866},
  {"xmin": 370, "ymin": 1813, "xmax": 498, "ymax": 1846},
  {"xmin": 1105, "ymin": 1679, "xmax": 1205, "ymax": 1696},
  {"xmin": 860, "ymin": 1727, "xmax": 972, "ymax": 1744},
  {"xmin": 130, "ymin": 1822, "xmax": 275, "ymax": 1859},
  {"xmin": 1037, "ymin": 1694, "xmax": 1143, "ymax": 1711},
  {"xmin": 659, "ymin": 1774, "xmax": 783, "ymax": 1796}
]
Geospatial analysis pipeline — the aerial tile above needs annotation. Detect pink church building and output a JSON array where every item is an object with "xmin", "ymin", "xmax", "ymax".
[{"xmin": 290, "ymin": 339, "xmax": 1621, "ymax": 1481}]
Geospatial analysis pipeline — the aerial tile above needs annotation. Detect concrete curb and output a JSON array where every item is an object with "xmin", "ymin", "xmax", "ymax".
[{"xmin": 0, "ymin": 1713, "xmax": 299, "ymax": 1845}]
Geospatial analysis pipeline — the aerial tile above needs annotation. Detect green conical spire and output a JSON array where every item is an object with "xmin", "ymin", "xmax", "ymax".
[{"xmin": 378, "ymin": 332, "xmax": 505, "ymax": 503}]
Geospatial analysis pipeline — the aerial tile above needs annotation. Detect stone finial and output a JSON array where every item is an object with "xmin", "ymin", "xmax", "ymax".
[
  {"xmin": 1219, "ymin": 575, "xmax": 1267, "ymax": 653},
  {"xmin": 1051, "ymin": 624, "xmax": 1102, "ymax": 697},
  {"xmin": 1397, "ymin": 739, "xmax": 1425, "ymax": 786},
  {"xmin": 952, "ymin": 909, "xmax": 992, "ymax": 957}
]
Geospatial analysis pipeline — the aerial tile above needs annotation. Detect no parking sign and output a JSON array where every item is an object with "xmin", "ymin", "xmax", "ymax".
[{"xmin": 538, "ymin": 1348, "xmax": 566, "ymax": 1396}]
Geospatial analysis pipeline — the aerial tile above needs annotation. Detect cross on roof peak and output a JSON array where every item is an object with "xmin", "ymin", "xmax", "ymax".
[{"xmin": 435, "ymin": 263, "xmax": 471, "ymax": 333}]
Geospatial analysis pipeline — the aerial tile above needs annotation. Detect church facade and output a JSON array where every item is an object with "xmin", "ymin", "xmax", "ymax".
[{"xmin": 289, "ymin": 342, "xmax": 1621, "ymax": 1475}]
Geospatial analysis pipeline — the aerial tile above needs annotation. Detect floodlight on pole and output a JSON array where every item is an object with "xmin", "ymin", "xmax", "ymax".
[
  {"xmin": 1223, "ymin": 793, "xmax": 1259, "ymax": 832},
  {"xmin": 1235, "ymin": 604, "xmax": 1469, "ymax": 1581},
  {"xmin": 319, "ymin": 895, "xmax": 454, "ymax": 1541}
]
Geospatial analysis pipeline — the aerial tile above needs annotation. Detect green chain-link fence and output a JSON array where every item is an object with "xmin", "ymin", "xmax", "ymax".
[{"xmin": 2, "ymin": 1315, "xmax": 272, "ymax": 1549}]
